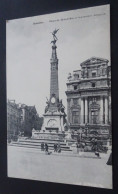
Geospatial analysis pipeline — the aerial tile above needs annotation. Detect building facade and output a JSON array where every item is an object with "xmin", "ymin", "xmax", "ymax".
[
  {"xmin": 7, "ymin": 100, "xmax": 22, "ymax": 141},
  {"xmin": 20, "ymin": 105, "xmax": 43, "ymax": 136},
  {"xmin": 7, "ymin": 100, "xmax": 43, "ymax": 139},
  {"xmin": 66, "ymin": 57, "xmax": 111, "ymax": 133}
]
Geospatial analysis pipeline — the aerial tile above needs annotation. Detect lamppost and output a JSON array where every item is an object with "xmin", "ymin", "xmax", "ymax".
[
  {"xmin": 85, "ymin": 123, "xmax": 88, "ymax": 137},
  {"xmin": 79, "ymin": 128, "xmax": 83, "ymax": 142}
]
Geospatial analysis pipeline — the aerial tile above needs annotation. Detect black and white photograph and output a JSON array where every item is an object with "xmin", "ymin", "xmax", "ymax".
[{"xmin": 6, "ymin": 4, "xmax": 112, "ymax": 189}]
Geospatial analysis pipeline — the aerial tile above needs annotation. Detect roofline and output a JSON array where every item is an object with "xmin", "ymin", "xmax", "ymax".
[
  {"xmin": 73, "ymin": 70, "xmax": 81, "ymax": 72},
  {"xmin": 80, "ymin": 57, "xmax": 109, "ymax": 66}
]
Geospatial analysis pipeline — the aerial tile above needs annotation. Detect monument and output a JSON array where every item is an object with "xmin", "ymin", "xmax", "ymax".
[{"xmin": 41, "ymin": 29, "xmax": 66, "ymax": 133}]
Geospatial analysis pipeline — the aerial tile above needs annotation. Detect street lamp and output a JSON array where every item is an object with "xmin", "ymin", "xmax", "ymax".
[
  {"xmin": 79, "ymin": 128, "xmax": 83, "ymax": 142},
  {"xmin": 85, "ymin": 123, "xmax": 88, "ymax": 137}
]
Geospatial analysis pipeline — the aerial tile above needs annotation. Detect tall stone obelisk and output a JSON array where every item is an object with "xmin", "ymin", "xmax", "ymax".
[
  {"xmin": 49, "ymin": 29, "xmax": 59, "ymax": 112},
  {"xmin": 41, "ymin": 29, "xmax": 66, "ymax": 132}
]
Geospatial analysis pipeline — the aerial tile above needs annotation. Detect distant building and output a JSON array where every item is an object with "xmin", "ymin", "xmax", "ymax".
[
  {"xmin": 7, "ymin": 100, "xmax": 22, "ymax": 141},
  {"xmin": 66, "ymin": 57, "xmax": 111, "ymax": 133},
  {"xmin": 7, "ymin": 100, "xmax": 43, "ymax": 138},
  {"xmin": 20, "ymin": 105, "xmax": 43, "ymax": 136},
  {"xmin": 34, "ymin": 116, "xmax": 44, "ymax": 131}
]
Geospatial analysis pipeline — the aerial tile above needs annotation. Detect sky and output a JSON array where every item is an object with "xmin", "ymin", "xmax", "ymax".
[{"xmin": 7, "ymin": 5, "xmax": 110, "ymax": 116}]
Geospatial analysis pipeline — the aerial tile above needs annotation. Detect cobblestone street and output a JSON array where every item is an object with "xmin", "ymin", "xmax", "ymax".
[{"xmin": 7, "ymin": 146, "xmax": 112, "ymax": 189}]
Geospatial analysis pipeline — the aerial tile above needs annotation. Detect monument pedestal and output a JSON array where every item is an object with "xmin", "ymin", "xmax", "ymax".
[{"xmin": 41, "ymin": 111, "xmax": 65, "ymax": 132}]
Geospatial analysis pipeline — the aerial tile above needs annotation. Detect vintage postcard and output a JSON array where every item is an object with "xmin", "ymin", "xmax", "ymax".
[{"xmin": 7, "ymin": 4, "xmax": 112, "ymax": 189}]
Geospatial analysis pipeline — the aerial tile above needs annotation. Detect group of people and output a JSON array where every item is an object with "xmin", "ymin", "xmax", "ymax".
[
  {"xmin": 54, "ymin": 143, "xmax": 61, "ymax": 153},
  {"xmin": 41, "ymin": 142, "xmax": 48, "ymax": 153},
  {"xmin": 76, "ymin": 137, "xmax": 101, "ymax": 157},
  {"xmin": 41, "ymin": 142, "xmax": 61, "ymax": 154}
]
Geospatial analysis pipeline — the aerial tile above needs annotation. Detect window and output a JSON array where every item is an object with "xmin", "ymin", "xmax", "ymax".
[
  {"xmin": 91, "ymin": 111, "xmax": 98, "ymax": 116},
  {"xmin": 73, "ymin": 111, "xmax": 79, "ymax": 116},
  {"xmin": 102, "ymin": 68, "xmax": 106, "ymax": 76},
  {"xmin": 72, "ymin": 111, "xmax": 79, "ymax": 124},
  {"xmin": 73, "ymin": 99, "xmax": 78, "ymax": 105},
  {"xmin": 74, "ymin": 73, "xmax": 79, "ymax": 80},
  {"xmin": 92, "ymin": 82, "xmax": 95, "ymax": 87},
  {"xmin": 91, "ymin": 111, "xmax": 98, "ymax": 124},
  {"xmin": 74, "ymin": 85, "xmax": 77, "ymax": 90},
  {"xmin": 92, "ymin": 97, "xmax": 97, "ymax": 102},
  {"xmin": 92, "ymin": 72, "xmax": 96, "ymax": 77}
]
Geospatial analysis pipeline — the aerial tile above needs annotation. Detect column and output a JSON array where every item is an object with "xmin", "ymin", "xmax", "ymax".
[
  {"xmin": 100, "ymin": 96, "xmax": 104, "ymax": 124},
  {"xmin": 109, "ymin": 95, "xmax": 111, "ymax": 124},
  {"xmin": 105, "ymin": 96, "xmax": 108, "ymax": 124},
  {"xmin": 67, "ymin": 99, "xmax": 71, "ymax": 123},
  {"xmin": 70, "ymin": 99, "xmax": 73, "ymax": 124},
  {"xmin": 60, "ymin": 116, "xmax": 64, "ymax": 132},
  {"xmin": 81, "ymin": 98, "xmax": 84, "ymax": 124},
  {"xmin": 85, "ymin": 97, "xmax": 88, "ymax": 123}
]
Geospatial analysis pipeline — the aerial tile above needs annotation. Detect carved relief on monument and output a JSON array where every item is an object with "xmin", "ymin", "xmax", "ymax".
[{"xmin": 47, "ymin": 119, "xmax": 57, "ymax": 127}]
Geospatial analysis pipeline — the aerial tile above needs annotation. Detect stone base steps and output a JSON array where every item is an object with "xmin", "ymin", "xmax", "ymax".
[
  {"xmin": 22, "ymin": 138, "xmax": 65, "ymax": 143},
  {"xmin": 10, "ymin": 138, "xmax": 73, "ymax": 151}
]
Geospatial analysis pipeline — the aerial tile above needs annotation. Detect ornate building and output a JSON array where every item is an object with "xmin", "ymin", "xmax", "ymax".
[{"xmin": 66, "ymin": 57, "xmax": 111, "ymax": 133}]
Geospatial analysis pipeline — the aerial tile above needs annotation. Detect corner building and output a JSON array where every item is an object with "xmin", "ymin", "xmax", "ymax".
[
  {"xmin": 66, "ymin": 57, "xmax": 111, "ymax": 132},
  {"xmin": 7, "ymin": 100, "xmax": 22, "ymax": 140}
]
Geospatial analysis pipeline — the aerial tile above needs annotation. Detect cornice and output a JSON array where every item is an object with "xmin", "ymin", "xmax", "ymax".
[
  {"xmin": 67, "ymin": 77, "xmax": 111, "ymax": 85},
  {"xmin": 65, "ymin": 87, "xmax": 111, "ymax": 95}
]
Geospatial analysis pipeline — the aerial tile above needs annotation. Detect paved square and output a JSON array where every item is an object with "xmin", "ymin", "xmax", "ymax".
[{"xmin": 7, "ymin": 146, "xmax": 112, "ymax": 189}]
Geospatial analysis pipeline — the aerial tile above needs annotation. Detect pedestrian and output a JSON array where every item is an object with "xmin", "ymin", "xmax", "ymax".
[
  {"xmin": 77, "ymin": 143, "xmax": 79, "ymax": 153},
  {"xmin": 45, "ymin": 143, "xmax": 48, "ymax": 153},
  {"xmin": 57, "ymin": 143, "xmax": 61, "ymax": 153},
  {"xmin": 93, "ymin": 138, "xmax": 100, "ymax": 157},
  {"xmin": 56, "ymin": 143, "xmax": 58, "ymax": 152},
  {"xmin": 91, "ymin": 138, "xmax": 98, "ymax": 152},
  {"xmin": 54, "ymin": 143, "xmax": 56, "ymax": 152},
  {"xmin": 107, "ymin": 152, "xmax": 112, "ymax": 165},
  {"xmin": 41, "ymin": 142, "xmax": 44, "ymax": 151},
  {"xmin": 54, "ymin": 143, "xmax": 58, "ymax": 152}
]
